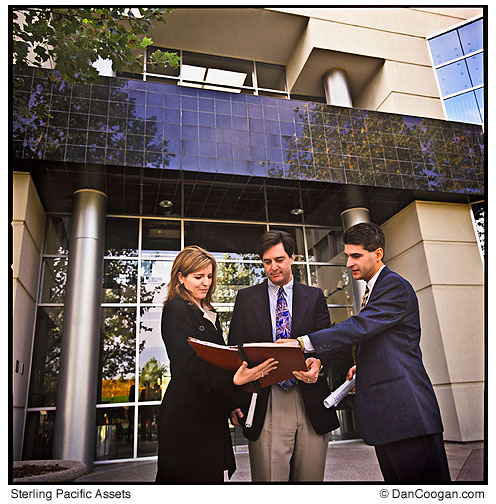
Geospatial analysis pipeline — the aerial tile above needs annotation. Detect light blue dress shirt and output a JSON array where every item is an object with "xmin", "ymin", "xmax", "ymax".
[{"xmin": 267, "ymin": 277, "xmax": 294, "ymax": 342}]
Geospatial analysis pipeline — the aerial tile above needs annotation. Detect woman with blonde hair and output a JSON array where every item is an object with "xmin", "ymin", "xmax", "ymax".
[{"xmin": 155, "ymin": 245, "xmax": 277, "ymax": 483}]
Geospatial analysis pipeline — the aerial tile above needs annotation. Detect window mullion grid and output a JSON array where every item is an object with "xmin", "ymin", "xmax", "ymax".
[
  {"xmin": 284, "ymin": 66, "xmax": 290, "ymax": 99},
  {"xmin": 252, "ymin": 61, "xmax": 259, "ymax": 96},
  {"xmin": 133, "ymin": 217, "xmax": 144, "ymax": 459},
  {"xmin": 302, "ymin": 223, "xmax": 313, "ymax": 292},
  {"xmin": 434, "ymin": 48, "xmax": 484, "ymax": 70},
  {"xmin": 22, "ymin": 216, "xmax": 52, "ymax": 455},
  {"xmin": 142, "ymin": 48, "xmax": 147, "ymax": 81},
  {"xmin": 442, "ymin": 84, "xmax": 483, "ymax": 101}
]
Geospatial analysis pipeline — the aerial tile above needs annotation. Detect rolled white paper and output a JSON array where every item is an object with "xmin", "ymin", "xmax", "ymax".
[{"xmin": 324, "ymin": 375, "xmax": 356, "ymax": 408}]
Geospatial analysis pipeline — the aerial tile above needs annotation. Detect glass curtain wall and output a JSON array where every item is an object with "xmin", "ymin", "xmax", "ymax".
[
  {"xmin": 24, "ymin": 214, "xmax": 354, "ymax": 463},
  {"xmin": 428, "ymin": 17, "xmax": 484, "ymax": 125}
]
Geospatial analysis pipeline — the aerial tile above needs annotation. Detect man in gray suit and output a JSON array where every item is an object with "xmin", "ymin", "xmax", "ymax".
[{"xmin": 292, "ymin": 222, "xmax": 451, "ymax": 482}]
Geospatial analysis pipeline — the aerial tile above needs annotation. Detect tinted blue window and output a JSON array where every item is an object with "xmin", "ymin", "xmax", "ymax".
[
  {"xmin": 466, "ymin": 52, "xmax": 483, "ymax": 87},
  {"xmin": 199, "ymin": 156, "xmax": 217, "ymax": 172},
  {"xmin": 199, "ymin": 98, "xmax": 214, "ymax": 112},
  {"xmin": 474, "ymin": 88, "xmax": 484, "ymax": 116},
  {"xmin": 444, "ymin": 92, "xmax": 481, "ymax": 124},
  {"xmin": 436, "ymin": 60, "xmax": 472, "ymax": 96},
  {"xmin": 199, "ymin": 141, "xmax": 216, "ymax": 157},
  {"xmin": 429, "ymin": 30, "xmax": 463, "ymax": 65},
  {"xmin": 458, "ymin": 19, "xmax": 483, "ymax": 55}
]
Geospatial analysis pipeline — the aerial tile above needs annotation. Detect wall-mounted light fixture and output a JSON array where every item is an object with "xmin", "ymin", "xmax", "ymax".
[{"xmin": 159, "ymin": 200, "xmax": 173, "ymax": 208}]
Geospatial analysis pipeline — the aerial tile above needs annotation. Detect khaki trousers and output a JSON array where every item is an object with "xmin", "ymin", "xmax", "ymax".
[{"xmin": 248, "ymin": 384, "xmax": 328, "ymax": 481}]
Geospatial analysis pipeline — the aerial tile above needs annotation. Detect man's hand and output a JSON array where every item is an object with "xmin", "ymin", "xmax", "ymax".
[
  {"xmin": 274, "ymin": 338, "xmax": 299, "ymax": 345},
  {"xmin": 347, "ymin": 364, "xmax": 356, "ymax": 392},
  {"xmin": 292, "ymin": 357, "xmax": 321, "ymax": 384},
  {"xmin": 231, "ymin": 408, "xmax": 244, "ymax": 428},
  {"xmin": 347, "ymin": 364, "xmax": 356, "ymax": 381}
]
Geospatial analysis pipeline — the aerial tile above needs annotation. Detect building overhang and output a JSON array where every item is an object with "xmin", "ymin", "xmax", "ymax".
[
  {"xmin": 150, "ymin": 8, "xmax": 308, "ymax": 65},
  {"xmin": 289, "ymin": 48, "xmax": 384, "ymax": 101}
]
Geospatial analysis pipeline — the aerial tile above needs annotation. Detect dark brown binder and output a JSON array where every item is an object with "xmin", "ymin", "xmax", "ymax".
[{"xmin": 188, "ymin": 337, "xmax": 307, "ymax": 392}]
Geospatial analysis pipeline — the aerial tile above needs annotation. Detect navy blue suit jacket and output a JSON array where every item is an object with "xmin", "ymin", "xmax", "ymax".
[{"xmin": 308, "ymin": 266, "xmax": 444, "ymax": 446}]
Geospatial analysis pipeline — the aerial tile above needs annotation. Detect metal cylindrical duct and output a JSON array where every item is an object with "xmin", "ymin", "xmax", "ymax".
[
  {"xmin": 323, "ymin": 68, "xmax": 353, "ymax": 107},
  {"xmin": 341, "ymin": 207, "xmax": 371, "ymax": 314}
]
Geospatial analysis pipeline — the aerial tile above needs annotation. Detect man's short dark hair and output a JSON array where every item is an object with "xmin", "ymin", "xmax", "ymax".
[
  {"xmin": 343, "ymin": 222, "xmax": 385, "ymax": 252},
  {"xmin": 257, "ymin": 230, "xmax": 295, "ymax": 259}
]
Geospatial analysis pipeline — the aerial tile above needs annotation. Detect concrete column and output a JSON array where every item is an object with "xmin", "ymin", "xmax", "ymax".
[
  {"xmin": 12, "ymin": 172, "xmax": 46, "ymax": 460},
  {"xmin": 323, "ymin": 68, "xmax": 353, "ymax": 107},
  {"xmin": 53, "ymin": 189, "xmax": 107, "ymax": 469},
  {"xmin": 341, "ymin": 207, "xmax": 370, "ymax": 314}
]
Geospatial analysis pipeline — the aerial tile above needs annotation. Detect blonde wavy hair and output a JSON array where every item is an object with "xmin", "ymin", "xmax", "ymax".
[{"xmin": 165, "ymin": 245, "xmax": 217, "ymax": 310}]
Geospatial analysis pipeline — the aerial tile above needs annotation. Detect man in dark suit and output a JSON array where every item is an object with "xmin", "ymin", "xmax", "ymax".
[
  {"xmin": 292, "ymin": 222, "xmax": 451, "ymax": 483},
  {"xmin": 228, "ymin": 230, "xmax": 339, "ymax": 481}
]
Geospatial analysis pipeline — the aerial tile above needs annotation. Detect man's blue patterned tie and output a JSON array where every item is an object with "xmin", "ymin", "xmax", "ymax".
[{"xmin": 276, "ymin": 286, "xmax": 296, "ymax": 390}]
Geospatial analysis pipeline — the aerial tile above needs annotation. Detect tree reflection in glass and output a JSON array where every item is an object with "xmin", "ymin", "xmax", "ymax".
[
  {"xmin": 28, "ymin": 307, "xmax": 63, "ymax": 407},
  {"xmin": 261, "ymin": 99, "xmax": 485, "ymax": 195},
  {"xmin": 98, "ymin": 308, "xmax": 138, "ymax": 404},
  {"xmin": 103, "ymin": 260, "xmax": 138, "ymax": 303},
  {"xmin": 139, "ymin": 307, "xmax": 170, "ymax": 402}
]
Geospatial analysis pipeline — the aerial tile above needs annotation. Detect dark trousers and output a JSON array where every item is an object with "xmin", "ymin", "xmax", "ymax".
[{"xmin": 375, "ymin": 433, "xmax": 451, "ymax": 483}]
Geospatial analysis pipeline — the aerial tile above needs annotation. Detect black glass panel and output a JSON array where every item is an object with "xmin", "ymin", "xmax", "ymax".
[
  {"xmin": 22, "ymin": 410, "xmax": 56, "ymax": 461},
  {"xmin": 105, "ymin": 218, "xmax": 139, "ymax": 256},
  {"xmin": 44, "ymin": 215, "xmax": 71, "ymax": 255},
  {"xmin": 137, "ymin": 405, "xmax": 159, "ymax": 457},
  {"xmin": 184, "ymin": 221, "xmax": 266, "ymax": 260},
  {"xmin": 95, "ymin": 407, "xmax": 134, "ymax": 461},
  {"xmin": 28, "ymin": 307, "xmax": 63, "ymax": 407},
  {"xmin": 267, "ymin": 225, "xmax": 306, "ymax": 261},
  {"xmin": 183, "ymin": 176, "xmax": 267, "ymax": 221},
  {"xmin": 265, "ymin": 183, "xmax": 304, "ymax": 224},
  {"xmin": 141, "ymin": 220, "xmax": 181, "ymax": 258}
]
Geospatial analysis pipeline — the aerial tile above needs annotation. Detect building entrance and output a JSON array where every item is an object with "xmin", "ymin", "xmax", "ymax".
[{"xmin": 24, "ymin": 213, "xmax": 358, "ymax": 464}]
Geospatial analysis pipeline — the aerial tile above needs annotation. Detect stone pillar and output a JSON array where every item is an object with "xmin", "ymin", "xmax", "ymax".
[
  {"xmin": 323, "ymin": 68, "xmax": 353, "ymax": 107},
  {"xmin": 12, "ymin": 172, "xmax": 46, "ymax": 460},
  {"xmin": 340, "ymin": 207, "xmax": 371, "ymax": 314},
  {"xmin": 53, "ymin": 189, "xmax": 107, "ymax": 469}
]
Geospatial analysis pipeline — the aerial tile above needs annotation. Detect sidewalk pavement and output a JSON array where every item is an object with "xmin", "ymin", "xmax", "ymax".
[{"xmin": 75, "ymin": 439, "xmax": 485, "ymax": 483}]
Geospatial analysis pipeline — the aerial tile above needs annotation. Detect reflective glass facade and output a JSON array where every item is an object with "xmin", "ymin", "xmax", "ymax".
[
  {"xmin": 428, "ymin": 18, "xmax": 484, "ymax": 125},
  {"xmin": 24, "ymin": 215, "xmax": 354, "ymax": 462},
  {"xmin": 13, "ymin": 67, "xmax": 484, "ymax": 196}
]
